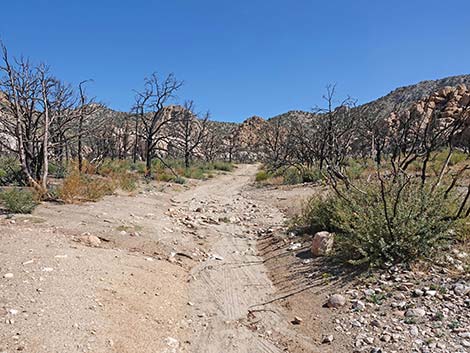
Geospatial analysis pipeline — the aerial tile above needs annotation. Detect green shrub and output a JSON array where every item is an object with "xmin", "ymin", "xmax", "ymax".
[
  {"xmin": 293, "ymin": 194, "xmax": 335, "ymax": 232},
  {"xmin": 345, "ymin": 159, "xmax": 367, "ymax": 180},
  {"xmin": 184, "ymin": 167, "xmax": 206, "ymax": 180},
  {"xmin": 156, "ymin": 172, "xmax": 173, "ymax": 182},
  {"xmin": 97, "ymin": 159, "xmax": 132, "ymax": 176},
  {"xmin": 131, "ymin": 162, "xmax": 146, "ymax": 174},
  {"xmin": 210, "ymin": 161, "xmax": 234, "ymax": 172},
  {"xmin": 298, "ymin": 179, "xmax": 458, "ymax": 267},
  {"xmin": 0, "ymin": 157, "xmax": 22, "ymax": 185},
  {"xmin": 48, "ymin": 162, "xmax": 68, "ymax": 178},
  {"xmin": 283, "ymin": 168, "xmax": 303, "ymax": 185},
  {"xmin": 301, "ymin": 168, "xmax": 322, "ymax": 183},
  {"xmin": 255, "ymin": 170, "xmax": 270, "ymax": 182},
  {"xmin": 174, "ymin": 176, "xmax": 186, "ymax": 185},
  {"xmin": 0, "ymin": 188, "xmax": 38, "ymax": 213},
  {"xmin": 118, "ymin": 172, "xmax": 138, "ymax": 192}
]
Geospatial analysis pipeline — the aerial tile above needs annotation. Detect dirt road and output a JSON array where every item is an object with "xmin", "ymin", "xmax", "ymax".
[{"xmin": 0, "ymin": 164, "xmax": 317, "ymax": 353}]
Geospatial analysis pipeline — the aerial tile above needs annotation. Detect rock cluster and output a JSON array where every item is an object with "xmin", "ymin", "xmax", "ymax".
[
  {"xmin": 324, "ymin": 263, "xmax": 470, "ymax": 353},
  {"xmin": 386, "ymin": 84, "xmax": 470, "ymax": 140}
]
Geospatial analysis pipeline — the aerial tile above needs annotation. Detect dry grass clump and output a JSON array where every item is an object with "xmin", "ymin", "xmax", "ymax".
[{"xmin": 58, "ymin": 172, "xmax": 117, "ymax": 203}]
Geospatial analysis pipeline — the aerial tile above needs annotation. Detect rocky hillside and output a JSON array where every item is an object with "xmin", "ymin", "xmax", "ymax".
[
  {"xmin": 364, "ymin": 75, "xmax": 470, "ymax": 112},
  {"xmin": 225, "ymin": 74, "xmax": 470, "ymax": 159}
]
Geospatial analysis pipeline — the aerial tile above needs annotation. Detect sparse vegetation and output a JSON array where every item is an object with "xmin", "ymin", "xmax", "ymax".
[
  {"xmin": 0, "ymin": 157, "xmax": 22, "ymax": 186},
  {"xmin": 0, "ymin": 187, "xmax": 38, "ymax": 213},
  {"xmin": 297, "ymin": 180, "xmax": 459, "ymax": 267},
  {"xmin": 58, "ymin": 172, "xmax": 117, "ymax": 203}
]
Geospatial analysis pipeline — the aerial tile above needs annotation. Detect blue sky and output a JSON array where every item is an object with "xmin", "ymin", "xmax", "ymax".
[{"xmin": 1, "ymin": 0, "xmax": 469, "ymax": 121}]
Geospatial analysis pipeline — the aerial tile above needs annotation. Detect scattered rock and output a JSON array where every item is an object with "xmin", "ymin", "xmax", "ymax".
[
  {"xmin": 291, "ymin": 316, "xmax": 303, "ymax": 325},
  {"xmin": 288, "ymin": 242, "xmax": 302, "ymax": 251},
  {"xmin": 352, "ymin": 300, "xmax": 365, "ymax": 311},
  {"xmin": 405, "ymin": 308, "xmax": 426, "ymax": 318},
  {"xmin": 311, "ymin": 231, "xmax": 334, "ymax": 256},
  {"xmin": 453, "ymin": 283, "xmax": 470, "ymax": 296},
  {"xmin": 322, "ymin": 335, "xmax": 334, "ymax": 344},
  {"xmin": 327, "ymin": 294, "xmax": 346, "ymax": 308},
  {"xmin": 78, "ymin": 234, "xmax": 101, "ymax": 247}
]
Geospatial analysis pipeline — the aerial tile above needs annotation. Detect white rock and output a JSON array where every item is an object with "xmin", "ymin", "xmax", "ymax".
[
  {"xmin": 311, "ymin": 231, "xmax": 334, "ymax": 256},
  {"xmin": 3, "ymin": 273, "xmax": 14, "ymax": 279},
  {"xmin": 352, "ymin": 300, "xmax": 366, "ymax": 311},
  {"xmin": 288, "ymin": 242, "xmax": 302, "ymax": 251},
  {"xmin": 164, "ymin": 337, "xmax": 179, "ymax": 348}
]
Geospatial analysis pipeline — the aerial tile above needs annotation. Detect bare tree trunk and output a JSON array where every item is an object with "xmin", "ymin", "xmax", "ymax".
[
  {"xmin": 40, "ymin": 78, "xmax": 50, "ymax": 193},
  {"xmin": 78, "ymin": 114, "xmax": 84, "ymax": 172},
  {"xmin": 145, "ymin": 137, "xmax": 152, "ymax": 177}
]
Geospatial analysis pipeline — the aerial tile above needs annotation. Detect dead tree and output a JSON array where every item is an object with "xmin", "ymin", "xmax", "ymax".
[
  {"xmin": 173, "ymin": 101, "xmax": 209, "ymax": 168},
  {"xmin": 77, "ymin": 80, "xmax": 100, "ymax": 172},
  {"xmin": 133, "ymin": 73, "xmax": 183, "ymax": 177},
  {"xmin": 0, "ymin": 43, "xmax": 71, "ymax": 193}
]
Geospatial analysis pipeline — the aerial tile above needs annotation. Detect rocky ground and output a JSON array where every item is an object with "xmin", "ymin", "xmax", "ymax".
[
  {"xmin": 257, "ymin": 223, "xmax": 470, "ymax": 353},
  {"xmin": 0, "ymin": 164, "xmax": 469, "ymax": 353}
]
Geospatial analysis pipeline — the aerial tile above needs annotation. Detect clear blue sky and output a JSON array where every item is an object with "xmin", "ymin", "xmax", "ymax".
[{"xmin": 1, "ymin": 0, "xmax": 469, "ymax": 122}]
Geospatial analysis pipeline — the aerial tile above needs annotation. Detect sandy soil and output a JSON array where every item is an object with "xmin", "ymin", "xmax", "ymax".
[{"xmin": 0, "ymin": 164, "xmax": 352, "ymax": 353}]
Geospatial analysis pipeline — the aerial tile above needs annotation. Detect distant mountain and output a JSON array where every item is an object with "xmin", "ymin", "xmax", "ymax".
[
  {"xmin": 366, "ymin": 75, "xmax": 470, "ymax": 107},
  {"xmin": 352, "ymin": 74, "xmax": 470, "ymax": 119}
]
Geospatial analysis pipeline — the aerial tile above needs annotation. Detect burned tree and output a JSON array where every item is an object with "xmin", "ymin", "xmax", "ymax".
[
  {"xmin": 133, "ymin": 73, "xmax": 183, "ymax": 177},
  {"xmin": 172, "ymin": 101, "xmax": 209, "ymax": 168},
  {"xmin": 0, "ymin": 43, "xmax": 75, "ymax": 193}
]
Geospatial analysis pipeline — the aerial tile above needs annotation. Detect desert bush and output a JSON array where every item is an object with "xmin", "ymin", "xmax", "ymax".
[
  {"xmin": 301, "ymin": 168, "xmax": 322, "ymax": 183},
  {"xmin": 345, "ymin": 159, "xmax": 367, "ymax": 180},
  {"xmin": 117, "ymin": 172, "xmax": 138, "ymax": 192},
  {"xmin": 293, "ymin": 193, "xmax": 335, "ymax": 233},
  {"xmin": 97, "ymin": 159, "xmax": 131, "ymax": 176},
  {"xmin": 210, "ymin": 161, "xmax": 234, "ymax": 172},
  {"xmin": 174, "ymin": 176, "xmax": 186, "ymax": 184},
  {"xmin": 454, "ymin": 217, "xmax": 470, "ymax": 243},
  {"xmin": 0, "ymin": 157, "xmax": 22, "ymax": 185},
  {"xmin": 283, "ymin": 168, "xmax": 303, "ymax": 185},
  {"xmin": 183, "ymin": 167, "xmax": 206, "ymax": 180},
  {"xmin": 255, "ymin": 170, "xmax": 270, "ymax": 182},
  {"xmin": 58, "ymin": 172, "xmax": 117, "ymax": 203},
  {"xmin": 298, "ymin": 179, "xmax": 458, "ymax": 267},
  {"xmin": 131, "ymin": 162, "xmax": 146, "ymax": 174},
  {"xmin": 155, "ymin": 171, "xmax": 174, "ymax": 182},
  {"xmin": 48, "ymin": 162, "xmax": 68, "ymax": 179},
  {"xmin": 0, "ymin": 188, "xmax": 38, "ymax": 213}
]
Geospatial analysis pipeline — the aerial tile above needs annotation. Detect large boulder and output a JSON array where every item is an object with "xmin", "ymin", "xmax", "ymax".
[{"xmin": 311, "ymin": 231, "xmax": 334, "ymax": 256}]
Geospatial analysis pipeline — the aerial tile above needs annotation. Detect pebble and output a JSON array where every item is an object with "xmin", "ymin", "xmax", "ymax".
[
  {"xmin": 405, "ymin": 308, "xmax": 426, "ymax": 318},
  {"xmin": 292, "ymin": 316, "xmax": 303, "ymax": 325},
  {"xmin": 3, "ymin": 273, "xmax": 14, "ymax": 279},
  {"xmin": 352, "ymin": 300, "xmax": 366, "ymax": 311}
]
